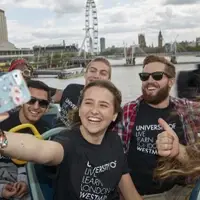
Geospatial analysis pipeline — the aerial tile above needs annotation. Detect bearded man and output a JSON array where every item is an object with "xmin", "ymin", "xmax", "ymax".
[{"xmin": 115, "ymin": 55, "xmax": 197, "ymax": 200}]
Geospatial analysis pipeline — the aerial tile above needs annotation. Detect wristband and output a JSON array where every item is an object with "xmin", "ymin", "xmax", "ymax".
[{"xmin": 0, "ymin": 129, "xmax": 8, "ymax": 149}]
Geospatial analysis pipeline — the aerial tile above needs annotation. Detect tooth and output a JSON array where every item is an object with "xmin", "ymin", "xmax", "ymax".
[{"xmin": 88, "ymin": 117, "xmax": 100, "ymax": 122}]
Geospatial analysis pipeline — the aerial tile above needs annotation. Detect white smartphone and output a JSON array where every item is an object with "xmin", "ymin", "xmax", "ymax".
[{"xmin": 0, "ymin": 70, "xmax": 31, "ymax": 113}]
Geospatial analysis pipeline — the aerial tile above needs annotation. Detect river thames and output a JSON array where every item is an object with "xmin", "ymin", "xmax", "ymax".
[{"xmin": 37, "ymin": 55, "xmax": 200, "ymax": 105}]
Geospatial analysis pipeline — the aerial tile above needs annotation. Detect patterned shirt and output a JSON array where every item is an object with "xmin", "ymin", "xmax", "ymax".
[{"xmin": 114, "ymin": 96, "xmax": 200, "ymax": 153}]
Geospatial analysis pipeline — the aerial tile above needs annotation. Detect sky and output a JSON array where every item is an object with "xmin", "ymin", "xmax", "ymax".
[{"xmin": 0, "ymin": 0, "xmax": 200, "ymax": 48}]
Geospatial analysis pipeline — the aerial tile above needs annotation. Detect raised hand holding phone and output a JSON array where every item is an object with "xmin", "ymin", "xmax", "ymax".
[{"xmin": 0, "ymin": 70, "xmax": 31, "ymax": 114}]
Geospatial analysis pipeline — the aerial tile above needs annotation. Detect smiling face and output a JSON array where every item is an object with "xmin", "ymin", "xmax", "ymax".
[
  {"xmin": 20, "ymin": 87, "xmax": 49, "ymax": 123},
  {"xmin": 79, "ymin": 86, "xmax": 117, "ymax": 136},
  {"xmin": 15, "ymin": 64, "xmax": 28, "ymax": 71},
  {"xmin": 84, "ymin": 61, "xmax": 110, "ymax": 85},
  {"xmin": 141, "ymin": 62, "xmax": 174, "ymax": 105}
]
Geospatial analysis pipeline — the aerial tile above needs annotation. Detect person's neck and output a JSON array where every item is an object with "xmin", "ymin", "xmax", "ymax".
[
  {"xmin": 147, "ymin": 96, "xmax": 170, "ymax": 109},
  {"xmin": 19, "ymin": 109, "xmax": 31, "ymax": 124},
  {"xmin": 80, "ymin": 125, "xmax": 105, "ymax": 145}
]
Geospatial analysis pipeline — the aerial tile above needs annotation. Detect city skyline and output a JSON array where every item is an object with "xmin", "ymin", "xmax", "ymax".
[
  {"xmin": 100, "ymin": 37, "xmax": 106, "ymax": 52},
  {"xmin": 0, "ymin": 0, "xmax": 200, "ymax": 48}
]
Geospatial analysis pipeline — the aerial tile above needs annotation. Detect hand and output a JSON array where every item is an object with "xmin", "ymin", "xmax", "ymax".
[
  {"xmin": 2, "ymin": 183, "xmax": 17, "ymax": 199},
  {"xmin": 0, "ymin": 112, "xmax": 9, "ymax": 122},
  {"xmin": 156, "ymin": 118, "xmax": 180, "ymax": 158},
  {"xmin": 51, "ymin": 90, "xmax": 63, "ymax": 103},
  {"xmin": 14, "ymin": 181, "xmax": 28, "ymax": 198}
]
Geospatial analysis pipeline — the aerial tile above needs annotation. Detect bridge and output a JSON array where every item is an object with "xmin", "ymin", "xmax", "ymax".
[
  {"xmin": 106, "ymin": 51, "xmax": 200, "ymax": 59},
  {"xmin": 32, "ymin": 67, "xmax": 84, "ymax": 79},
  {"xmin": 0, "ymin": 53, "xmax": 34, "ymax": 62}
]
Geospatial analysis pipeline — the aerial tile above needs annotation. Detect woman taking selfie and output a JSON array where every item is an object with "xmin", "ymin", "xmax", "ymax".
[{"xmin": 0, "ymin": 80, "xmax": 142, "ymax": 200}]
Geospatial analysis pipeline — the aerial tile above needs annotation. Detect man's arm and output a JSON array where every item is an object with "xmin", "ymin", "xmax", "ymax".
[
  {"xmin": 186, "ymin": 100, "xmax": 200, "ymax": 143},
  {"xmin": 176, "ymin": 144, "xmax": 189, "ymax": 164},
  {"xmin": 112, "ymin": 120, "xmax": 124, "ymax": 141},
  {"xmin": 49, "ymin": 86, "xmax": 63, "ymax": 103},
  {"xmin": 51, "ymin": 89, "xmax": 63, "ymax": 103},
  {"xmin": 112, "ymin": 102, "xmax": 135, "ymax": 154}
]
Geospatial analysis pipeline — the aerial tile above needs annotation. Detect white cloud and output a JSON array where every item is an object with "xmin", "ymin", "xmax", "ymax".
[
  {"xmin": 0, "ymin": 0, "xmax": 199, "ymax": 48},
  {"xmin": 6, "ymin": 0, "xmax": 85, "ymax": 12},
  {"xmin": 163, "ymin": 0, "xmax": 200, "ymax": 5}
]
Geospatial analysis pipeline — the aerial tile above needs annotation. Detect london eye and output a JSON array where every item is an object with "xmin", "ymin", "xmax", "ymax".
[{"xmin": 79, "ymin": 0, "xmax": 98, "ymax": 55}]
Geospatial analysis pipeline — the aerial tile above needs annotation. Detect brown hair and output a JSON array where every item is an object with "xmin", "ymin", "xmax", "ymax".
[
  {"xmin": 143, "ymin": 55, "xmax": 176, "ymax": 78},
  {"xmin": 68, "ymin": 80, "xmax": 122, "ymax": 126},
  {"xmin": 86, "ymin": 56, "xmax": 112, "ymax": 79},
  {"xmin": 154, "ymin": 141, "xmax": 200, "ymax": 182}
]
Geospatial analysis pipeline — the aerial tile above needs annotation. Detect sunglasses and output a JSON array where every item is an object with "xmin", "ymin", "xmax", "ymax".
[
  {"xmin": 27, "ymin": 97, "xmax": 49, "ymax": 108},
  {"xmin": 22, "ymin": 69, "xmax": 31, "ymax": 77},
  {"xmin": 139, "ymin": 72, "xmax": 171, "ymax": 81}
]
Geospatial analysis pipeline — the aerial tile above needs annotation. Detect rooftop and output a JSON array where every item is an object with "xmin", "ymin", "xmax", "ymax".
[
  {"xmin": 0, "ymin": 41, "xmax": 17, "ymax": 51},
  {"xmin": 0, "ymin": 9, "xmax": 4, "ymax": 13}
]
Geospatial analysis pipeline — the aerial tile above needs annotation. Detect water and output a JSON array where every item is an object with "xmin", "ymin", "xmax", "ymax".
[{"xmin": 37, "ymin": 55, "xmax": 200, "ymax": 105}]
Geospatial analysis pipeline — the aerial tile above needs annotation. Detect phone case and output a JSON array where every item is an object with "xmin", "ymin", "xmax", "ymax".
[{"xmin": 0, "ymin": 70, "xmax": 31, "ymax": 113}]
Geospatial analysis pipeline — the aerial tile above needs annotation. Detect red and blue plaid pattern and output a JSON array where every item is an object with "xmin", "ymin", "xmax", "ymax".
[{"xmin": 114, "ymin": 96, "xmax": 200, "ymax": 153}]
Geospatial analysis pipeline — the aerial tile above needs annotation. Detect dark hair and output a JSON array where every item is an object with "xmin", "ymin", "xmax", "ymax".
[
  {"xmin": 143, "ymin": 55, "xmax": 176, "ymax": 78},
  {"xmin": 26, "ymin": 80, "xmax": 51, "ymax": 100},
  {"xmin": 86, "ymin": 57, "xmax": 112, "ymax": 79},
  {"xmin": 68, "ymin": 80, "xmax": 122, "ymax": 127}
]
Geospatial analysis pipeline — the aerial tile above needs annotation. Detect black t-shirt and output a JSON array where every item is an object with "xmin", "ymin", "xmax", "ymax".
[
  {"xmin": 56, "ymin": 84, "xmax": 84, "ymax": 127},
  {"xmin": 127, "ymin": 101, "xmax": 185, "ymax": 195},
  {"xmin": 53, "ymin": 127, "xmax": 128, "ymax": 200},
  {"xmin": 0, "ymin": 110, "xmax": 50, "ymax": 134}
]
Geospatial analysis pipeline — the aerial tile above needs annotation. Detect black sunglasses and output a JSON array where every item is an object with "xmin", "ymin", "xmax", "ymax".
[
  {"xmin": 139, "ymin": 72, "xmax": 171, "ymax": 81},
  {"xmin": 27, "ymin": 97, "xmax": 49, "ymax": 108},
  {"xmin": 22, "ymin": 69, "xmax": 31, "ymax": 77}
]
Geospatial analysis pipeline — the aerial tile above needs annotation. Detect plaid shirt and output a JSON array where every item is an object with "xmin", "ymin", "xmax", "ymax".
[{"xmin": 114, "ymin": 96, "xmax": 200, "ymax": 153}]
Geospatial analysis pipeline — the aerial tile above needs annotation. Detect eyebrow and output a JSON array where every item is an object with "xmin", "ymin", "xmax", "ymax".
[
  {"xmin": 89, "ymin": 67, "xmax": 97, "ymax": 71},
  {"xmin": 84, "ymin": 98, "xmax": 110, "ymax": 105},
  {"xmin": 100, "ymin": 70, "xmax": 109, "ymax": 73},
  {"xmin": 89, "ymin": 67, "xmax": 108, "ymax": 73}
]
